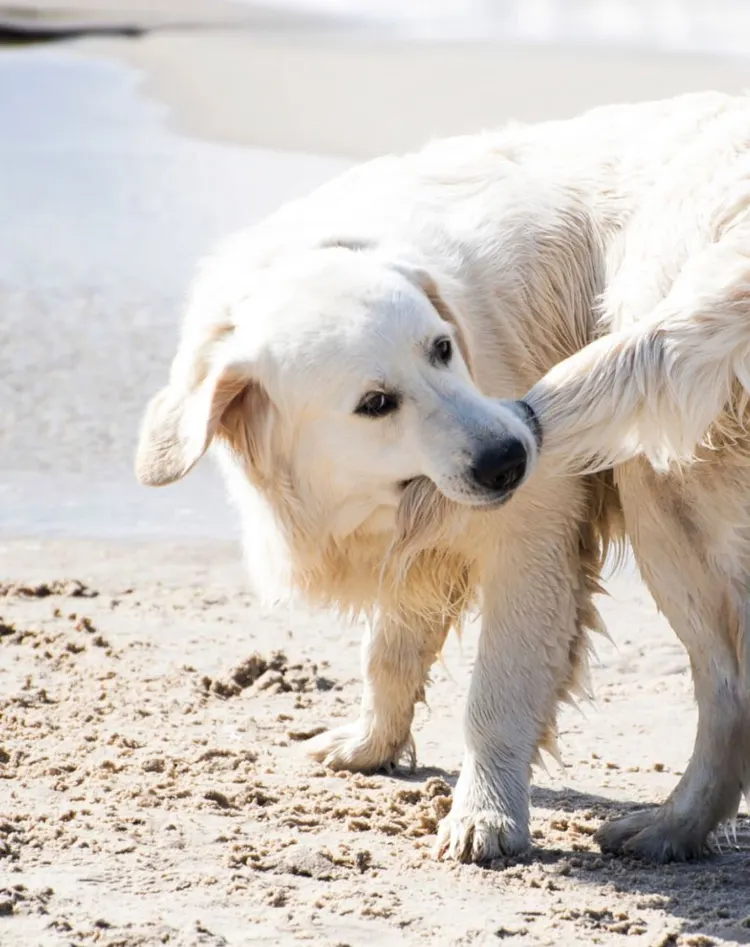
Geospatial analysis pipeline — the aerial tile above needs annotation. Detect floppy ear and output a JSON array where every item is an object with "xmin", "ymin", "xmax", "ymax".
[
  {"xmin": 135, "ymin": 359, "xmax": 249, "ymax": 487},
  {"xmin": 391, "ymin": 261, "xmax": 474, "ymax": 377}
]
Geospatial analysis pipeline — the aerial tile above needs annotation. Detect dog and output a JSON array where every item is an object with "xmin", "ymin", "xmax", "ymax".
[{"xmin": 136, "ymin": 91, "xmax": 750, "ymax": 864}]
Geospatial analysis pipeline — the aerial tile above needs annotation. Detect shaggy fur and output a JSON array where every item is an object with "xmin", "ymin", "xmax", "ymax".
[{"xmin": 137, "ymin": 91, "xmax": 750, "ymax": 864}]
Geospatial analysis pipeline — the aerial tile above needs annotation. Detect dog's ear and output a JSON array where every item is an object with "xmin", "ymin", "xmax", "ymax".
[
  {"xmin": 135, "ymin": 354, "xmax": 251, "ymax": 487},
  {"xmin": 392, "ymin": 262, "xmax": 474, "ymax": 377}
]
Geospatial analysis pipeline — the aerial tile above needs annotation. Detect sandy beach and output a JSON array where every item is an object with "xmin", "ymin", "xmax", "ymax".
[{"xmin": 2, "ymin": 5, "xmax": 750, "ymax": 945}]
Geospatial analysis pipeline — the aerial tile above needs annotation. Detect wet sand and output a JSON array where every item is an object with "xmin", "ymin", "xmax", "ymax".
[
  {"xmin": 102, "ymin": 31, "xmax": 750, "ymax": 159},
  {"xmin": 2, "ymin": 15, "xmax": 750, "ymax": 947}
]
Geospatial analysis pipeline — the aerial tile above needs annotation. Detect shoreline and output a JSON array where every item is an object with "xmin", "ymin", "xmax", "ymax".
[{"xmin": 87, "ymin": 30, "xmax": 750, "ymax": 160}]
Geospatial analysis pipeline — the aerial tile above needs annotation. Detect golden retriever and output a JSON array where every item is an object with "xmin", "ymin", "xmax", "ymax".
[{"xmin": 136, "ymin": 91, "xmax": 750, "ymax": 865}]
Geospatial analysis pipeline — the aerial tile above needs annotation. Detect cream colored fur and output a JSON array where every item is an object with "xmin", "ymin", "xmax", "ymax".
[{"xmin": 137, "ymin": 91, "xmax": 750, "ymax": 865}]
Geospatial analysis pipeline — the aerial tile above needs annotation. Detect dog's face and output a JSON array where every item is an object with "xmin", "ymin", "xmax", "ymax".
[{"xmin": 136, "ymin": 248, "xmax": 538, "ymax": 538}]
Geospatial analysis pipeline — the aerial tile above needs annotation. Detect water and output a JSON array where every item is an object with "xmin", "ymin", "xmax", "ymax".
[
  {"xmin": 0, "ymin": 46, "xmax": 350, "ymax": 539},
  {"xmin": 238, "ymin": 0, "xmax": 750, "ymax": 59}
]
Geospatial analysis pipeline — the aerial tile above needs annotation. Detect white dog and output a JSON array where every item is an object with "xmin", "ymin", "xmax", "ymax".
[{"xmin": 136, "ymin": 91, "xmax": 750, "ymax": 864}]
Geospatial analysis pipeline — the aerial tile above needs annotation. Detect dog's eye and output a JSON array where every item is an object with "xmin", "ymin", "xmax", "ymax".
[
  {"xmin": 354, "ymin": 391, "xmax": 400, "ymax": 418},
  {"xmin": 433, "ymin": 336, "xmax": 453, "ymax": 365}
]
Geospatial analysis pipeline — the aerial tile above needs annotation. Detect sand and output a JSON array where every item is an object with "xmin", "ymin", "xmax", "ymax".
[
  {"xmin": 2, "ymin": 540, "xmax": 750, "ymax": 946},
  {"xmin": 2, "ymin": 8, "xmax": 750, "ymax": 946}
]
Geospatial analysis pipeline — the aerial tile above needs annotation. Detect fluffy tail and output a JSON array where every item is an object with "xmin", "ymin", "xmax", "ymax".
[{"xmin": 523, "ymin": 230, "xmax": 750, "ymax": 473}]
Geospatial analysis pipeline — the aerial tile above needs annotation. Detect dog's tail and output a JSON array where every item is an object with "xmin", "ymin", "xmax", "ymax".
[{"xmin": 520, "ymin": 230, "xmax": 750, "ymax": 473}]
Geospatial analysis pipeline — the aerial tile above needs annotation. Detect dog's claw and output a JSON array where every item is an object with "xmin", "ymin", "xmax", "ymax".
[
  {"xmin": 436, "ymin": 808, "xmax": 530, "ymax": 864},
  {"xmin": 306, "ymin": 722, "xmax": 416, "ymax": 774}
]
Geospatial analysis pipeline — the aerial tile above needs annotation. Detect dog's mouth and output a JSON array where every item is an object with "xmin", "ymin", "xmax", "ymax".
[
  {"xmin": 399, "ymin": 475, "xmax": 513, "ymax": 511},
  {"xmin": 452, "ymin": 489, "xmax": 513, "ymax": 511}
]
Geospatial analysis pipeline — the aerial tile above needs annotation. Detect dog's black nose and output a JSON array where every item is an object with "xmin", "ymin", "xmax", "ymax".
[{"xmin": 471, "ymin": 440, "xmax": 528, "ymax": 493}]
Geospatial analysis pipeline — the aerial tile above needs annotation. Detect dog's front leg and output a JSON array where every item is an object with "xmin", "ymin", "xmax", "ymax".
[
  {"xmin": 438, "ymin": 510, "xmax": 589, "ymax": 863},
  {"xmin": 307, "ymin": 611, "xmax": 449, "ymax": 773}
]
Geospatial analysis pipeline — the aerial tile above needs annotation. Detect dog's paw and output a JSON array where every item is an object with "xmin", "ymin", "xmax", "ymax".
[
  {"xmin": 305, "ymin": 722, "xmax": 416, "ymax": 774},
  {"xmin": 436, "ymin": 807, "xmax": 530, "ymax": 864},
  {"xmin": 595, "ymin": 808, "xmax": 710, "ymax": 862}
]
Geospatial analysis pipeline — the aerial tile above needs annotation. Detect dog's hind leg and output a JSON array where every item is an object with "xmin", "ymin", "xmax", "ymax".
[
  {"xmin": 306, "ymin": 610, "xmax": 450, "ymax": 773},
  {"xmin": 519, "ymin": 220, "xmax": 750, "ymax": 474},
  {"xmin": 598, "ymin": 457, "xmax": 750, "ymax": 861}
]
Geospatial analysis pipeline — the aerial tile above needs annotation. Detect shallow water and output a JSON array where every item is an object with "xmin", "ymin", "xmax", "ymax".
[
  {"xmin": 238, "ymin": 0, "xmax": 750, "ymax": 58},
  {"xmin": 0, "ymin": 46, "xmax": 350, "ymax": 539}
]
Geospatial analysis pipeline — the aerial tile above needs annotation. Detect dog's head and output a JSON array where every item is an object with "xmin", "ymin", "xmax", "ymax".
[{"xmin": 136, "ymin": 244, "xmax": 538, "ymax": 547}]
